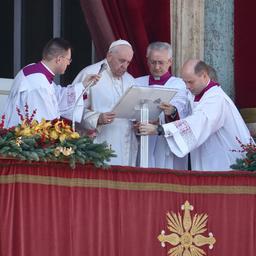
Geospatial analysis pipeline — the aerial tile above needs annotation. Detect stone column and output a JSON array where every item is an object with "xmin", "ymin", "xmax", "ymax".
[
  {"xmin": 204, "ymin": 0, "xmax": 234, "ymax": 98},
  {"xmin": 171, "ymin": 0, "xmax": 205, "ymax": 75}
]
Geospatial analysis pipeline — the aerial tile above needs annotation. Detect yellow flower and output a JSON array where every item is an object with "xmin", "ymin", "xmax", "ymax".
[
  {"xmin": 19, "ymin": 127, "xmax": 33, "ymax": 137},
  {"xmin": 14, "ymin": 117, "xmax": 81, "ymax": 143},
  {"xmin": 50, "ymin": 130, "xmax": 59, "ymax": 140},
  {"xmin": 54, "ymin": 121, "xmax": 62, "ymax": 133},
  {"xmin": 70, "ymin": 132, "xmax": 80, "ymax": 139},
  {"xmin": 34, "ymin": 119, "xmax": 51, "ymax": 131},
  {"xmin": 42, "ymin": 121, "xmax": 52, "ymax": 130},
  {"xmin": 59, "ymin": 133, "xmax": 67, "ymax": 142},
  {"xmin": 15, "ymin": 126, "xmax": 21, "ymax": 134},
  {"xmin": 31, "ymin": 120, "xmax": 38, "ymax": 126}
]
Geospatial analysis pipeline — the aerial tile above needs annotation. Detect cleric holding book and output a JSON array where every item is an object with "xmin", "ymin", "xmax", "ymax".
[
  {"xmin": 135, "ymin": 42, "xmax": 189, "ymax": 169},
  {"xmin": 72, "ymin": 39, "xmax": 138, "ymax": 166},
  {"xmin": 139, "ymin": 59, "xmax": 252, "ymax": 171},
  {"xmin": 3, "ymin": 38, "xmax": 100, "ymax": 128}
]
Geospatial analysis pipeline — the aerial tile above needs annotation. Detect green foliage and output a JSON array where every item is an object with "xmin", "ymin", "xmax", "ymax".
[
  {"xmin": 0, "ymin": 130, "xmax": 115, "ymax": 169},
  {"xmin": 230, "ymin": 138, "xmax": 256, "ymax": 171}
]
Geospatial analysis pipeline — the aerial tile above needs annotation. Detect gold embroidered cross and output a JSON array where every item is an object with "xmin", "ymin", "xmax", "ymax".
[{"xmin": 158, "ymin": 201, "xmax": 216, "ymax": 256}]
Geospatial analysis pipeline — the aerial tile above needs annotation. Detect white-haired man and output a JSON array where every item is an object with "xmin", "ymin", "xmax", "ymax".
[
  {"xmin": 72, "ymin": 39, "xmax": 138, "ymax": 166},
  {"xmin": 135, "ymin": 42, "xmax": 189, "ymax": 169}
]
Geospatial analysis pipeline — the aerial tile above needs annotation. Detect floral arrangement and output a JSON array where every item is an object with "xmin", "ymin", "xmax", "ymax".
[
  {"xmin": 0, "ymin": 105, "xmax": 115, "ymax": 168},
  {"xmin": 230, "ymin": 137, "xmax": 256, "ymax": 171}
]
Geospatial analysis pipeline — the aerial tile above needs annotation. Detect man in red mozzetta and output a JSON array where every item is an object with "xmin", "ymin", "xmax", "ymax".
[{"xmin": 135, "ymin": 42, "xmax": 188, "ymax": 169}]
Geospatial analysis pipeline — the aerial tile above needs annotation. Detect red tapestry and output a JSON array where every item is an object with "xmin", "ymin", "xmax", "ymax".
[
  {"xmin": 234, "ymin": 0, "xmax": 256, "ymax": 107},
  {"xmin": 0, "ymin": 159, "xmax": 256, "ymax": 256},
  {"xmin": 79, "ymin": 0, "xmax": 170, "ymax": 77}
]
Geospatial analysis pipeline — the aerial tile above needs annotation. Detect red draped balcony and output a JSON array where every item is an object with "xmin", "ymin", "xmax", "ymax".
[{"xmin": 0, "ymin": 158, "xmax": 256, "ymax": 256}]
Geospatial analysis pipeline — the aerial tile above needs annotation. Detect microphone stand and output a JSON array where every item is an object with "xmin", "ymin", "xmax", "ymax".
[
  {"xmin": 72, "ymin": 63, "xmax": 107, "ymax": 131},
  {"xmin": 72, "ymin": 79, "xmax": 95, "ymax": 131}
]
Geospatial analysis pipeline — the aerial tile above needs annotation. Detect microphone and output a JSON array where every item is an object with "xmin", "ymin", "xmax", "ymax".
[
  {"xmin": 72, "ymin": 62, "xmax": 107, "ymax": 131},
  {"xmin": 84, "ymin": 63, "xmax": 107, "ymax": 90},
  {"xmin": 98, "ymin": 62, "xmax": 108, "ymax": 75}
]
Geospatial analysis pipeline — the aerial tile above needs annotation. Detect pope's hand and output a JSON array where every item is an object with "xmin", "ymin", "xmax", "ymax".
[
  {"xmin": 82, "ymin": 74, "xmax": 101, "ymax": 89},
  {"xmin": 139, "ymin": 123, "xmax": 158, "ymax": 135},
  {"xmin": 98, "ymin": 112, "xmax": 116, "ymax": 125}
]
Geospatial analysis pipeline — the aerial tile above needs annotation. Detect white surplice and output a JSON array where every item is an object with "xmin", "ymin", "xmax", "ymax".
[
  {"xmin": 3, "ymin": 68, "xmax": 84, "ymax": 128},
  {"xmin": 135, "ymin": 75, "xmax": 189, "ymax": 169},
  {"xmin": 162, "ymin": 86, "xmax": 252, "ymax": 171},
  {"xmin": 72, "ymin": 60, "xmax": 138, "ymax": 166}
]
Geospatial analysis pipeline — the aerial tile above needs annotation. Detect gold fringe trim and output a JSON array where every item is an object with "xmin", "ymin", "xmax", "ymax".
[{"xmin": 1, "ymin": 174, "xmax": 256, "ymax": 195}]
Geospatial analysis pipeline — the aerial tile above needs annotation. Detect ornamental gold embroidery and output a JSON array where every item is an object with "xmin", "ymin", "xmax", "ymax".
[{"xmin": 158, "ymin": 201, "xmax": 216, "ymax": 256}]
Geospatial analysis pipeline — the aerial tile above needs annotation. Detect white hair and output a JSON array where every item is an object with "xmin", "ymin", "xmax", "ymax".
[{"xmin": 146, "ymin": 42, "xmax": 172, "ymax": 58}]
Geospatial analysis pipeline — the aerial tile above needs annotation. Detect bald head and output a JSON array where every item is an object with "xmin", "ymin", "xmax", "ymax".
[
  {"xmin": 181, "ymin": 59, "xmax": 210, "ymax": 95},
  {"xmin": 182, "ymin": 59, "xmax": 199, "ymax": 74}
]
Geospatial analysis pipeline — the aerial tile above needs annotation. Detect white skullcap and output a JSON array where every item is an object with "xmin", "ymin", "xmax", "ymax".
[{"xmin": 108, "ymin": 39, "xmax": 132, "ymax": 51}]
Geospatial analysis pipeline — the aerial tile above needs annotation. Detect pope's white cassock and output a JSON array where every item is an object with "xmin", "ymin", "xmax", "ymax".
[
  {"xmin": 3, "ymin": 62, "xmax": 85, "ymax": 128},
  {"xmin": 135, "ymin": 75, "xmax": 189, "ymax": 169},
  {"xmin": 72, "ymin": 60, "xmax": 138, "ymax": 166},
  {"xmin": 162, "ymin": 84, "xmax": 252, "ymax": 171}
]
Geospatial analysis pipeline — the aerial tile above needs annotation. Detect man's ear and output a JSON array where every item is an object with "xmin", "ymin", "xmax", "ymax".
[
  {"xmin": 202, "ymin": 70, "xmax": 209, "ymax": 82},
  {"xmin": 106, "ymin": 52, "xmax": 112, "ymax": 62},
  {"xmin": 55, "ymin": 56, "xmax": 62, "ymax": 64},
  {"xmin": 168, "ymin": 58, "xmax": 173, "ymax": 66}
]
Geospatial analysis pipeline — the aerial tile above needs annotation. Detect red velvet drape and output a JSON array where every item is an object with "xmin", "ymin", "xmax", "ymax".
[
  {"xmin": 79, "ymin": 0, "xmax": 170, "ymax": 77},
  {"xmin": 234, "ymin": 1, "xmax": 256, "ymax": 107},
  {"xmin": 1, "ymin": 159, "xmax": 256, "ymax": 256}
]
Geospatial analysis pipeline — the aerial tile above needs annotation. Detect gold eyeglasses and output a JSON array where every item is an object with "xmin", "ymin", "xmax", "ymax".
[
  {"xmin": 148, "ymin": 60, "xmax": 169, "ymax": 66},
  {"xmin": 61, "ymin": 56, "xmax": 72, "ymax": 63}
]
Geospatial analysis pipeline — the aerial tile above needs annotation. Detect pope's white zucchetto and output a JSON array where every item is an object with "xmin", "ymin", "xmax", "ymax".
[{"xmin": 108, "ymin": 39, "xmax": 132, "ymax": 51}]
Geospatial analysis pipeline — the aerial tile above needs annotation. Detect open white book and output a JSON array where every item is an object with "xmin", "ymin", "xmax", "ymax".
[{"xmin": 111, "ymin": 85, "xmax": 177, "ymax": 120}]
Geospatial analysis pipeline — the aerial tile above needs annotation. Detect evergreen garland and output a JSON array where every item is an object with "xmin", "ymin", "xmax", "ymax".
[
  {"xmin": 0, "ymin": 111, "xmax": 115, "ymax": 169},
  {"xmin": 230, "ymin": 137, "xmax": 256, "ymax": 171}
]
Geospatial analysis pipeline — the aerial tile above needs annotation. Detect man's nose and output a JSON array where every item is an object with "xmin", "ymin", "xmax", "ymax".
[
  {"xmin": 185, "ymin": 83, "xmax": 190, "ymax": 89},
  {"xmin": 154, "ymin": 63, "xmax": 161, "ymax": 69},
  {"xmin": 122, "ymin": 62, "xmax": 129, "ymax": 69}
]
